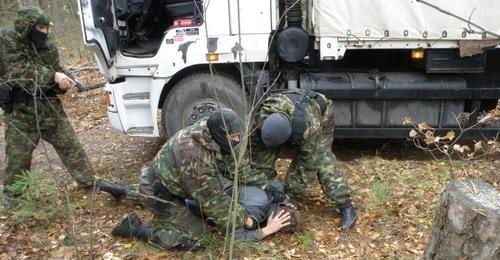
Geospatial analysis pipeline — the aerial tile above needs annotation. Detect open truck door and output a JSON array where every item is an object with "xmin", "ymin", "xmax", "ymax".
[{"xmin": 78, "ymin": 0, "xmax": 119, "ymax": 79}]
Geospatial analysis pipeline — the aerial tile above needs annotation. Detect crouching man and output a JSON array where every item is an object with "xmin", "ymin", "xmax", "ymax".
[{"xmin": 99, "ymin": 109, "xmax": 299, "ymax": 250}]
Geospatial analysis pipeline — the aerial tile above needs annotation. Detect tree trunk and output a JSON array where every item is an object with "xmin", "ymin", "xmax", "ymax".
[{"xmin": 425, "ymin": 179, "xmax": 500, "ymax": 259}]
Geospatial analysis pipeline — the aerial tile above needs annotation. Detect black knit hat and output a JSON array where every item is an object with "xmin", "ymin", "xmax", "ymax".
[
  {"xmin": 260, "ymin": 113, "xmax": 292, "ymax": 148},
  {"xmin": 207, "ymin": 108, "xmax": 242, "ymax": 154}
]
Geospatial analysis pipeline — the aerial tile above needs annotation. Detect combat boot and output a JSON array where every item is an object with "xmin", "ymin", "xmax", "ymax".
[
  {"xmin": 98, "ymin": 181, "xmax": 126, "ymax": 199},
  {"xmin": 112, "ymin": 212, "xmax": 152, "ymax": 241},
  {"xmin": 339, "ymin": 205, "xmax": 357, "ymax": 231}
]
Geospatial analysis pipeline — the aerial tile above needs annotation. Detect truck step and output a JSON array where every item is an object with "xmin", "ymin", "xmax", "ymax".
[{"xmin": 126, "ymin": 127, "xmax": 154, "ymax": 135}]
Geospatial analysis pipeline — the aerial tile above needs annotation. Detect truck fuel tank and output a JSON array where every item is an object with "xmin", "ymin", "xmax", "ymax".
[{"xmin": 300, "ymin": 72, "xmax": 468, "ymax": 128}]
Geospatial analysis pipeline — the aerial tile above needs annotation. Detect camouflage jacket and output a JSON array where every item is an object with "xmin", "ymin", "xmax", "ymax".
[
  {"xmin": 0, "ymin": 7, "xmax": 62, "ymax": 97},
  {"xmin": 151, "ymin": 119, "xmax": 267, "ymax": 228},
  {"xmin": 251, "ymin": 90, "xmax": 324, "ymax": 179}
]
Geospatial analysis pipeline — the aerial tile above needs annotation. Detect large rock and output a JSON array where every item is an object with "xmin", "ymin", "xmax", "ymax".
[{"xmin": 425, "ymin": 179, "xmax": 500, "ymax": 259}]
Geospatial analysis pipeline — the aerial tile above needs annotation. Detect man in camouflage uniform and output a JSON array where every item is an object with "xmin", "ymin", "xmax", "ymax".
[
  {"xmin": 0, "ymin": 6, "xmax": 95, "ymax": 207},
  {"xmin": 250, "ymin": 89, "xmax": 357, "ymax": 230},
  {"xmin": 99, "ymin": 109, "xmax": 293, "ymax": 250}
]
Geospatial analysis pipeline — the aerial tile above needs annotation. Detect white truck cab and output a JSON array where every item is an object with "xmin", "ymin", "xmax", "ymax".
[{"xmin": 78, "ymin": 0, "xmax": 500, "ymax": 138}]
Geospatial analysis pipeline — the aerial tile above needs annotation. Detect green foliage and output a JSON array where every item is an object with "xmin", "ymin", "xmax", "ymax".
[
  {"xmin": 366, "ymin": 157, "xmax": 392, "ymax": 210},
  {"xmin": 125, "ymin": 241, "xmax": 162, "ymax": 257},
  {"xmin": 292, "ymin": 230, "xmax": 316, "ymax": 252},
  {"xmin": 370, "ymin": 180, "xmax": 391, "ymax": 209},
  {"xmin": 95, "ymin": 163, "xmax": 117, "ymax": 177},
  {"xmin": 198, "ymin": 233, "xmax": 224, "ymax": 258},
  {"xmin": 62, "ymin": 236, "xmax": 75, "ymax": 247},
  {"xmin": 6, "ymin": 170, "xmax": 65, "ymax": 224},
  {"xmin": 181, "ymin": 233, "xmax": 263, "ymax": 259}
]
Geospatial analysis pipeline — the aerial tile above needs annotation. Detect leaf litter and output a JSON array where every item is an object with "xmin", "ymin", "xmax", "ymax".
[{"xmin": 0, "ymin": 69, "xmax": 498, "ymax": 259}]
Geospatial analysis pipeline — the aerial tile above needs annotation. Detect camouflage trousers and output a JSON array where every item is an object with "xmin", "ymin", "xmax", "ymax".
[
  {"xmin": 123, "ymin": 166, "xmax": 207, "ymax": 249},
  {"xmin": 285, "ymin": 106, "xmax": 352, "ymax": 209},
  {"xmin": 3, "ymin": 100, "xmax": 95, "ymax": 195},
  {"xmin": 285, "ymin": 150, "xmax": 352, "ymax": 209}
]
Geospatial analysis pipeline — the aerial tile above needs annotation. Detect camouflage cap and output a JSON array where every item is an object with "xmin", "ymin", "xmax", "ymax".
[{"xmin": 14, "ymin": 6, "xmax": 50, "ymax": 38}]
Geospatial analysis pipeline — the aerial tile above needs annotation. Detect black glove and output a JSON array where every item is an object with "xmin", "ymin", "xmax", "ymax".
[{"xmin": 265, "ymin": 185, "xmax": 287, "ymax": 203}]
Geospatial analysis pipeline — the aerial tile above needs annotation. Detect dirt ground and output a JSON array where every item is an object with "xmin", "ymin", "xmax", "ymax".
[{"xmin": 0, "ymin": 77, "xmax": 498, "ymax": 259}]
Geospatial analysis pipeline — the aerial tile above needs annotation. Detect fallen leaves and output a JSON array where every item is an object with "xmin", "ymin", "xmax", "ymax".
[
  {"xmin": 0, "ymin": 70, "xmax": 498, "ymax": 259},
  {"xmin": 418, "ymin": 122, "xmax": 434, "ymax": 131},
  {"xmin": 453, "ymin": 144, "xmax": 470, "ymax": 154}
]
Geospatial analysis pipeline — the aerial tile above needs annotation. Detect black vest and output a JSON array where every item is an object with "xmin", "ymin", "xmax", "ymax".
[{"xmin": 283, "ymin": 90, "xmax": 327, "ymax": 146}]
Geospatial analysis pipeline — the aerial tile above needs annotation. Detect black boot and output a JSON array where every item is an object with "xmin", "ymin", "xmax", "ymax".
[
  {"xmin": 112, "ymin": 212, "xmax": 152, "ymax": 242},
  {"xmin": 133, "ymin": 223, "xmax": 153, "ymax": 242},
  {"xmin": 339, "ymin": 205, "xmax": 357, "ymax": 231},
  {"xmin": 98, "ymin": 181, "xmax": 126, "ymax": 199}
]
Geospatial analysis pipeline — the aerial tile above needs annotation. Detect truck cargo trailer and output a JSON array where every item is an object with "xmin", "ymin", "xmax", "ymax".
[{"xmin": 78, "ymin": 0, "xmax": 500, "ymax": 138}]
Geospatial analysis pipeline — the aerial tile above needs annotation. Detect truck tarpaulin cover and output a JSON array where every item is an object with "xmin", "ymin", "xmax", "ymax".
[{"xmin": 312, "ymin": 0, "xmax": 500, "ymax": 40}]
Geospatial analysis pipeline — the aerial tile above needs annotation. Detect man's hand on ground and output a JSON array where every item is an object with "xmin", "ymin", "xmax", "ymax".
[{"xmin": 259, "ymin": 209, "xmax": 291, "ymax": 240}]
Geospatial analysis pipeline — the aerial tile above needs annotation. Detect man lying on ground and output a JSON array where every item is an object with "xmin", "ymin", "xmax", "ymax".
[{"xmin": 98, "ymin": 108, "xmax": 300, "ymax": 250}]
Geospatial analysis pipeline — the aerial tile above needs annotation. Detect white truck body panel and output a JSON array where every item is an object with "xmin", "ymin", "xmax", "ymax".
[
  {"xmin": 94, "ymin": 0, "xmax": 277, "ymax": 136},
  {"xmin": 314, "ymin": 0, "xmax": 500, "ymax": 59},
  {"xmin": 77, "ymin": 0, "xmax": 115, "ymax": 76},
  {"xmin": 78, "ymin": 0, "xmax": 499, "ymax": 136},
  {"xmin": 313, "ymin": 0, "xmax": 500, "ymax": 39}
]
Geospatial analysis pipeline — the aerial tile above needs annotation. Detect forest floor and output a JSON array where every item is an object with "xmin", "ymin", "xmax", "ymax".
[{"xmin": 0, "ymin": 70, "xmax": 498, "ymax": 259}]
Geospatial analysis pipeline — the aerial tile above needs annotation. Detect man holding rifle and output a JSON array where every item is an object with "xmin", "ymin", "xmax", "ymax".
[{"xmin": 0, "ymin": 6, "xmax": 95, "ymax": 207}]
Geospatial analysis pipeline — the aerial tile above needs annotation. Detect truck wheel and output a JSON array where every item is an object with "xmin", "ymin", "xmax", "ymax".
[{"xmin": 162, "ymin": 73, "xmax": 248, "ymax": 137}]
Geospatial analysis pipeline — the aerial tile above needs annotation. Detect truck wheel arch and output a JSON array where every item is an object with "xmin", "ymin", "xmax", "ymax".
[
  {"xmin": 157, "ymin": 64, "xmax": 241, "ymax": 109},
  {"xmin": 160, "ymin": 71, "xmax": 248, "ymax": 137}
]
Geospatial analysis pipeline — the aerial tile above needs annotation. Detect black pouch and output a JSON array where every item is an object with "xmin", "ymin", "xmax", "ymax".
[{"xmin": 0, "ymin": 83, "xmax": 12, "ymax": 113}]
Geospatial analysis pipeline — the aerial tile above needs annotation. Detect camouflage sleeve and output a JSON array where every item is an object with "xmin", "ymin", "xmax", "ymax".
[
  {"xmin": 38, "ymin": 42, "xmax": 64, "ymax": 72},
  {"xmin": 234, "ymin": 228, "xmax": 263, "ymax": 242},
  {"xmin": 318, "ymin": 96, "xmax": 335, "ymax": 150},
  {"xmin": 40, "ymin": 44, "xmax": 66, "ymax": 94},
  {"xmin": 256, "ymin": 94, "xmax": 295, "ymax": 122},
  {"xmin": 184, "ymin": 155, "xmax": 249, "ymax": 229},
  {"xmin": 292, "ymin": 107, "xmax": 322, "ymax": 181},
  {"xmin": 249, "ymin": 132, "xmax": 279, "ymax": 179},
  {"xmin": 224, "ymin": 153, "xmax": 269, "ymax": 187},
  {"xmin": 2, "ymin": 37, "xmax": 55, "ymax": 92},
  {"xmin": 318, "ymin": 93, "xmax": 335, "ymax": 134},
  {"xmin": 249, "ymin": 94, "xmax": 296, "ymax": 178}
]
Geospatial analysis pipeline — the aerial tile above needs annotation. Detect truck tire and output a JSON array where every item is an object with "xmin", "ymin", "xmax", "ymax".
[{"xmin": 162, "ymin": 73, "xmax": 248, "ymax": 137}]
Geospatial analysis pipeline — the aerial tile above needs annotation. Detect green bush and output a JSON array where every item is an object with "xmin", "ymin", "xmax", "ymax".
[{"xmin": 6, "ymin": 171, "xmax": 65, "ymax": 223}]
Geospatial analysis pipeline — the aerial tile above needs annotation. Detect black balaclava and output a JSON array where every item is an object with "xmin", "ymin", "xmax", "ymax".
[
  {"xmin": 260, "ymin": 112, "xmax": 292, "ymax": 148},
  {"xmin": 29, "ymin": 26, "xmax": 48, "ymax": 50},
  {"xmin": 207, "ymin": 108, "xmax": 242, "ymax": 154}
]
